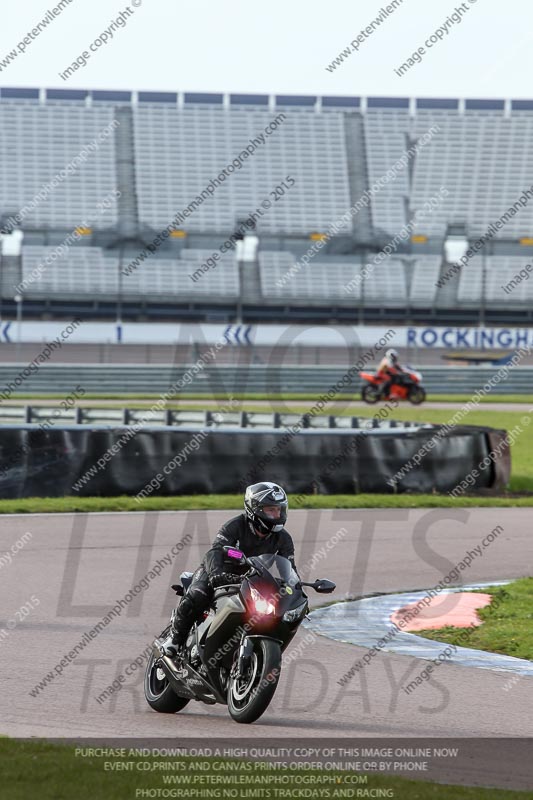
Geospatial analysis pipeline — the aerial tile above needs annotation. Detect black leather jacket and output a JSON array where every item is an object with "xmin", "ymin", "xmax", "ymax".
[{"xmin": 203, "ymin": 513, "xmax": 297, "ymax": 578}]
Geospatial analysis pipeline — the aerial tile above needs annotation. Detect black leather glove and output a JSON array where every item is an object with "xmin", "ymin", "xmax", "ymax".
[{"xmin": 210, "ymin": 572, "xmax": 243, "ymax": 588}]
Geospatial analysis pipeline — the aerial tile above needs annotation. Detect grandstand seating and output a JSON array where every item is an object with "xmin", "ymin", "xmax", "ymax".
[
  {"xmin": 259, "ymin": 251, "xmax": 362, "ymax": 300},
  {"xmin": 259, "ymin": 251, "xmax": 446, "ymax": 307},
  {"xmin": 1, "ymin": 90, "xmax": 532, "ymax": 319},
  {"xmin": 136, "ymin": 100, "xmax": 533, "ymax": 245},
  {"xmin": 21, "ymin": 246, "xmax": 119, "ymax": 295},
  {"xmin": 363, "ymin": 109, "xmax": 410, "ymax": 235},
  {"xmin": 133, "ymin": 107, "xmax": 352, "ymax": 234},
  {"xmin": 19, "ymin": 247, "xmax": 239, "ymax": 299},
  {"xmin": 259, "ymin": 251, "xmax": 413, "ymax": 306},
  {"xmin": 362, "ymin": 258, "xmax": 408, "ymax": 306},
  {"xmin": 457, "ymin": 256, "xmax": 533, "ymax": 304},
  {"xmin": 408, "ymin": 256, "xmax": 442, "ymax": 305},
  {"xmin": 0, "ymin": 104, "xmax": 118, "ymax": 229},
  {"xmin": 411, "ymin": 111, "xmax": 533, "ymax": 239},
  {"xmin": 361, "ymin": 107, "xmax": 533, "ymax": 241},
  {"xmin": 19, "ymin": 244, "xmax": 527, "ymax": 309}
]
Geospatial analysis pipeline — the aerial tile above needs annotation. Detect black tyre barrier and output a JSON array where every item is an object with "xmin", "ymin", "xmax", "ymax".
[{"xmin": 0, "ymin": 422, "xmax": 509, "ymax": 498}]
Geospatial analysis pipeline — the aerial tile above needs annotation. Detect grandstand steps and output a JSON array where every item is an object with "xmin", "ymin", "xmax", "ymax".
[
  {"xmin": 343, "ymin": 113, "xmax": 373, "ymax": 243},
  {"xmin": 239, "ymin": 259, "xmax": 263, "ymax": 304},
  {"xmin": 1, "ymin": 255, "xmax": 22, "ymax": 297},
  {"xmin": 114, "ymin": 105, "xmax": 139, "ymax": 239},
  {"xmin": 404, "ymin": 134, "xmax": 417, "ymax": 189},
  {"xmin": 403, "ymin": 259, "xmax": 415, "ymax": 297},
  {"xmin": 435, "ymin": 260, "xmax": 460, "ymax": 307}
]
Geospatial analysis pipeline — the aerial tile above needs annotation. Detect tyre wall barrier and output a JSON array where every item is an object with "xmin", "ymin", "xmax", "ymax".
[{"xmin": 0, "ymin": 422, "xmax": 509, "ymax": 498}]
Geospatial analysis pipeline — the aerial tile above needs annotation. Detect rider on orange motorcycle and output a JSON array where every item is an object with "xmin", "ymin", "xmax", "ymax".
[{"xmin": 376, "ymin": 349, "xmax": 408, "ymax": 399}]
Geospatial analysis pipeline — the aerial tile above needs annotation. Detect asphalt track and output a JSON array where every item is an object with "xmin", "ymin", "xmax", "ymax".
[{"xmin": 1, "ymin": 507, "xmax": 531, "ymax": 748}]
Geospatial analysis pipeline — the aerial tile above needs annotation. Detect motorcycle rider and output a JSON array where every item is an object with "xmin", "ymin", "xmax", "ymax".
[
  {"xmin": 376, "ymin": 348, "xmax": 407, "ymax": 400},
  {"xmin": 162, "ymin": 482, "xmax": 297, "ymax": 657}
]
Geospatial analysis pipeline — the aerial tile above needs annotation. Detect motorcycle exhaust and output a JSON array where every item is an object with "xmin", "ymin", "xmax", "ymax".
[
  {"xmin": 151, "ymin": 642, "xmax": 195, "ymax": 699},
  {"xmin": 152, "ymin": 640, "xmax": 222, "ymax": 704}
]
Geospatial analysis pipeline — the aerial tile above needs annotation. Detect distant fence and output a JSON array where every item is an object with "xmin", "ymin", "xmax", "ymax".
[
  {"xmin": 0, "ymin": 364, "xmax": 531, "ymax": 395},
  {"xmin": 0, "ymin": 407, "xmax": 423, "ymax": 429}
]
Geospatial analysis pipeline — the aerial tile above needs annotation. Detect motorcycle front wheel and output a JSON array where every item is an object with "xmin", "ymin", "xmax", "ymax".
[
  {"xmin": 408, "ymin": 386, "xmax": 426, "ymax": 405},
  {"xmin": 227, "ymin": 638, "xmax": 281, "ymax": 724}
]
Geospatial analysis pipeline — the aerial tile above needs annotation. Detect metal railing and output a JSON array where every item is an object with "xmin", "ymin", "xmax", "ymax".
[{"xmin": 0, "ymin": 405, "xmax": 424, "ymax": 430}]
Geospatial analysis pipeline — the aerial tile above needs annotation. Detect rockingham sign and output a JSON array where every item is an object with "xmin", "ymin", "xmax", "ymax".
[{"xmin": 406, "ymin": 327, "xmax": 533, "ymax": 349}]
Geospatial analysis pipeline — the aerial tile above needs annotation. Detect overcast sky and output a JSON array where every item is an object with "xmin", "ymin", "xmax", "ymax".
[{"xmin": 0, "ymin": 0, "xmax": 530, "ymax": 99}]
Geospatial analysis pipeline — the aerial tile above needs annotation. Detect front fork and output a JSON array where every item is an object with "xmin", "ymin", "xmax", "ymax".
[{"xmin": 235, "ymin": 635, "xmax": 254, "ymax": 677}]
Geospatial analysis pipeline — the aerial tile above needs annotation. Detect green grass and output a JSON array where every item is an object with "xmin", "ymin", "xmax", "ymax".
[
  {"xmin": 426, "ymin": 394, "xmax": 533, "ymax": 404},
  {"xmin": 416, "ymin": 578, "xmax": 533, "ymax": 660},
  {"xmin": 3, "ymin": 493, "xmax": 533, "ymax": 515},
  {"xmin": 0, "ymin": 738, "xmax": 530, "ymax": 800}
]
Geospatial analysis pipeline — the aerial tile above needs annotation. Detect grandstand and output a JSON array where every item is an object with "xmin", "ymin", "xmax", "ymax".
[{"xmin": 1, "ymin": 88, "xmax": 533, "ymax": 325}]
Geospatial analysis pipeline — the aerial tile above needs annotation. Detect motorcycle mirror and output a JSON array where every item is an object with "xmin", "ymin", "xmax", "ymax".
[{"xmin": 313, "ymin": 579, "xmax": 336, "ymax": 594}]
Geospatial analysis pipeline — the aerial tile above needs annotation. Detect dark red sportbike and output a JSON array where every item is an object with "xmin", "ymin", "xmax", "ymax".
[{"xmin": 359, "ymin": 367, "xmax": 426, "ymax": 404}]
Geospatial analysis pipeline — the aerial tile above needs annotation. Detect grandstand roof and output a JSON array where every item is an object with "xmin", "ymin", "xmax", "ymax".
[{"xmin": 1, "ymin": 89, "xmax": 531, "ymax": 113}]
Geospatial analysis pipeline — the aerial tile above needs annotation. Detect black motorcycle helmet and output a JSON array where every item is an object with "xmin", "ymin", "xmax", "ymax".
[{"xmin": 244, "ymin": 482, "xmax": 288, "ymax": 536}]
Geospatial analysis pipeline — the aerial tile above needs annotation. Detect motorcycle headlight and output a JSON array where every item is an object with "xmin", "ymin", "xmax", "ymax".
[
  {"xmin": 250, "ymin": 585, "xmax": 276, "ymax": 616},
  {"xmin": 283, "ymin": 600, "xmax": 308, "ymax": 624}
]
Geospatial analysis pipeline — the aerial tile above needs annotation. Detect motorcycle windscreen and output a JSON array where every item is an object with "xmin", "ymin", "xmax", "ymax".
[{"xmin": 252, "ymin": 554, "xmax": 299, "ymax": 588}]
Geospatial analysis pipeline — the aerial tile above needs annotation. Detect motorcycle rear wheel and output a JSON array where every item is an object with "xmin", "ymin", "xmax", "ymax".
[
  {"xmin": 144, "ymin": 629, "xmax": 191, "ymax": 713},
  {"xmin": 227, "ymin": 638, "xmax": 281, "ymax": 724},
  {"xmin": 362, "ymin": 385, "xmax": 380, "ymax": 404}
]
